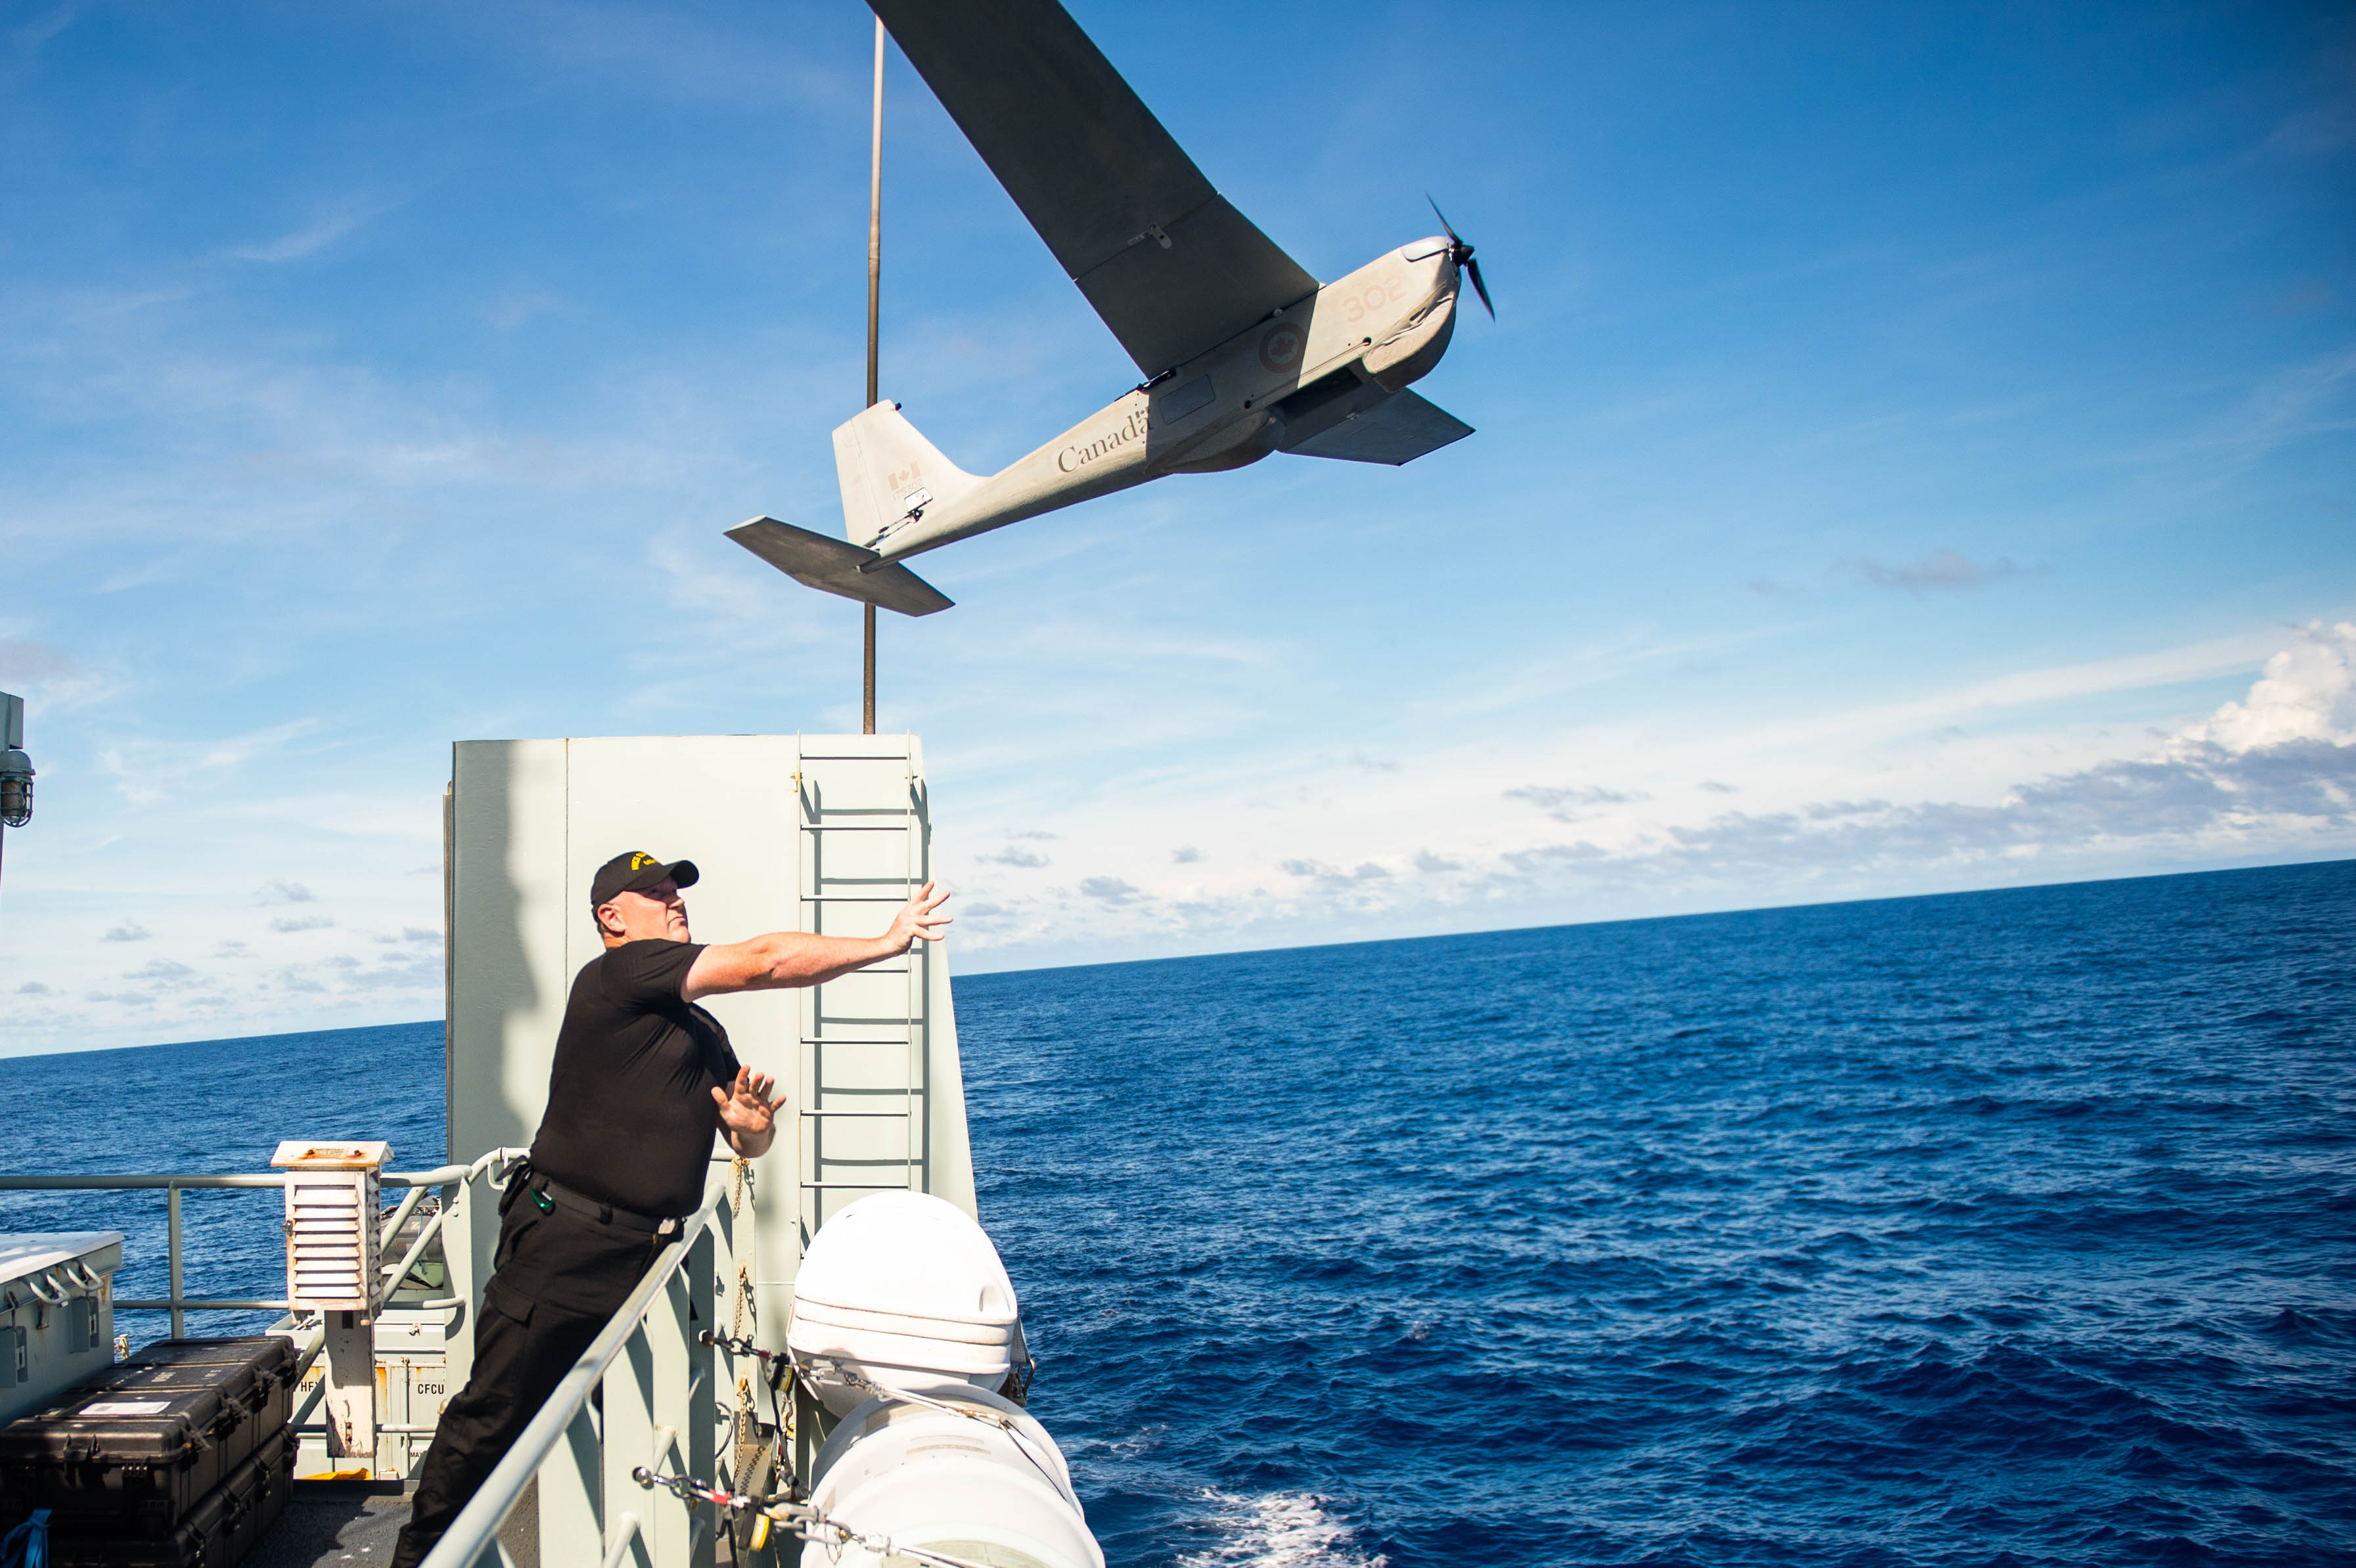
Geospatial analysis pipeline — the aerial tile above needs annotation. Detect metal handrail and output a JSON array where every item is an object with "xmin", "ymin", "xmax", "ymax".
[
  {"xmin": 116, "ymin": 1297, "xmax": 292, "ymax": 1311},
  {"xmin": 420, "ymin": 1178, "xmax": 730, "ymax": 1568},
  {"xmin": 5, "ymin": 1148, "xmax": 754, "ymax": 1556},
  {"xmin": 0, "ymin": 1165, "xmax": 477, "ymax": 1190},
  {"xmin": 0, "ymin": 1151, "xmax": 514, "ymax": 1333}
]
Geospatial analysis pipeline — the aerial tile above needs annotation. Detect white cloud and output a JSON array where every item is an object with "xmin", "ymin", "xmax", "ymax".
[
  {"xmin": 94, "ymin": 721, "xmax": 323, "ymax": 809},
  {"xmin": 125, "ymin": 959, "xmax": 194, "ymax": 983},
  {"xmin": 0, "ymin": 632, "xmax": 113, "ymax": 713},
  {"xmin": 219, "ymin": 199, "xmax": 407, "ymax": 266},
  {"xmin": 940, "ymin": 624, "xmax": 2356, "ymax": 970},
  {"xmin": 101, "ymin": 922, "xmax": 151, "ymax": 943},
  {"xmin": 256, "ymin": 880, "xmax": 316, "ymax": 905},
  {"xmin": 487, "ymin": 292, "xmax": 562, "ymax": 332},
  {"xmin": 2189, "ymin": 623, "xmax": 2356, "ymax": 750},
  {"xmin": 7, "ymin": 5, "xmax": 77, "ymax": 60},
  {"xmin": 269, "ymin": 914, "xmax": 335, "ymax": 934},
  {"xmin": 1505, "ymin": 784, "xmax": 1646, "ymax": 822},
  {"xmin": 1280, "ymin": 859, "xmax": 1393, "ymax": 892},
  {"xmin": 1851, "ymin": 549, "xmax": 2023, "ymax": 596}
]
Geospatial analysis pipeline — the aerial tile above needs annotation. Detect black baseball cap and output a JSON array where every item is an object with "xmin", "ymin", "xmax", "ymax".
[{"xmin": 590, "ymin": 851, "xmax": 700, "ymax": 908}]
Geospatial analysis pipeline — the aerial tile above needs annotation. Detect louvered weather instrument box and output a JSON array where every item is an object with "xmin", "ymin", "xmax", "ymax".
[{"xmin": 271, "ymin": 1142, "xmax": 391, "ymax": 1317}]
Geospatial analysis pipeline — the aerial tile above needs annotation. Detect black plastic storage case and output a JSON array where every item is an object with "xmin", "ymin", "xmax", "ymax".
[
  {"xmin": 108, "ymin": 1340, "xmax": 296, "ymax": 1477},
  {"xmin": 48, "ymin": 1429, "xmax": 291, "ymax": 1568},
  {"xmin": 0, "ymin": 1337, "xmax": 297, "ymax": 1539}
]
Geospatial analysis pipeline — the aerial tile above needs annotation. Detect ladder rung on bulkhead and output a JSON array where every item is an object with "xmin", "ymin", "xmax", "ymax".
[{"xmin": 794, "ymin": 740, "xmax": 930, "ymax": 1231}]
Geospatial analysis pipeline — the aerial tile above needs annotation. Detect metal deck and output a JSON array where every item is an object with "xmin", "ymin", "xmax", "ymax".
[{"xmin": 252, "ymin": 1487, "xmax": 410, "ymax": 1568}]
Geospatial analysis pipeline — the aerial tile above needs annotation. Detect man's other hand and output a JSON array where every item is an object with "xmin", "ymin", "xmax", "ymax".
[
  {"xmin": 712, "ymin": 1066, "xmax": 786, "ymax": 1144},
  {"xmin": 883, "ymin": 881, "xmax": 953, "ymax": 954}
]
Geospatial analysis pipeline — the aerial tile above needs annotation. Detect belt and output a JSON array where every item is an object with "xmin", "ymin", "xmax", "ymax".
[{"xmin": 528, "ymin": 1173, "xmax": 683, "ymax": 1237}]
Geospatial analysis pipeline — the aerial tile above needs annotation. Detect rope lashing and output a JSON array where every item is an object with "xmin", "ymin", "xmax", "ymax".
[{"xmin": 630, "ymin": 1466, "xmax": 995, "ymax": 1568}]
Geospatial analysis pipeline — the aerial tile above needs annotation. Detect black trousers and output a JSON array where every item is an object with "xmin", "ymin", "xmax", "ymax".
[{"xmin": 392, "ymin": 1186, "xmax": 666, "ymax": 1568}]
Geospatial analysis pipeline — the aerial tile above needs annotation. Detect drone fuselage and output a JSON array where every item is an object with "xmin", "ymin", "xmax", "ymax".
[{"xmin": 851, "ymin": 238, "xmax": 1464, "ymax": 565}]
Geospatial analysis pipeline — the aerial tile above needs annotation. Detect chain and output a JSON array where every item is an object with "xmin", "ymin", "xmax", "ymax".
[
  {"xmin": 730, "ymin": 1263, "xmax": 754, "ymax": 1341},
  {"xmin": 733, "ymin": 1381, "xmax": 763, "ymax": 1496}
]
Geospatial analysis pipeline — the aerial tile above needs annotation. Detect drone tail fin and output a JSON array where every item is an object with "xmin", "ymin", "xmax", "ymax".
[{"xmin": 832, "ymin": 401, "xmax": 984, "ymax": 552}]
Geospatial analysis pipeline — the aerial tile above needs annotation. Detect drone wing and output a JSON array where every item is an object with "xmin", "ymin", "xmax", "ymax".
[
  {"xmin": 1286, "ymin": 391, "xmax": 1475, "ymax": 466},
  {"xmin": 870, "ymin": 0, "xmax": 1319, "ymax": 377}
]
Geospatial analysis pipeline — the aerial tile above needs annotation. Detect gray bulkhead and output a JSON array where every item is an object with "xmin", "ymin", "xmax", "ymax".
[{"xmin": 442, "ymin": 734, "xmax": 976, "ymax": 1366}]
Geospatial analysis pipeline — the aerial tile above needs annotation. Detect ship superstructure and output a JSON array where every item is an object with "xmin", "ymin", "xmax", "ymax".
[{"xmin": 1, "ymin": 734, "xmax": 1099, "ymax": 1568}]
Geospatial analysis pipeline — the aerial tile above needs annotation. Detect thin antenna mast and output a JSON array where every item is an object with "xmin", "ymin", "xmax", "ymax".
[{"xmin": 862, "ymin": 16, "xmax": 884, "ymax": 735}]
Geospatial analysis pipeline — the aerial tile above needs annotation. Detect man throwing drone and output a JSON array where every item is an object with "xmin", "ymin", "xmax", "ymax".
[{"xmin": 394, "ymin": 850, "xmax": 951, "ymax": 1568}]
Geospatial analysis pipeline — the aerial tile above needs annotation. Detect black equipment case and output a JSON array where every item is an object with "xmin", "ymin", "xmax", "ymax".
[
  {"xmin": 106, "ymin": 1340, "xmax": 296, "ymax": 1477},
  {"xmin": 47, "ymin": 1429, "xmax": 291, "ymax": 1568},
  {"xmin": 0, "ymin": 1337, "xmax": 297, "ymax": 1542}
]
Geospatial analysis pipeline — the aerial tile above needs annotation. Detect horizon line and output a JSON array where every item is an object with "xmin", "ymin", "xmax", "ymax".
[{"xmin": 7, "ymin": 854, "xmax": 2345, "ymax": 1063}]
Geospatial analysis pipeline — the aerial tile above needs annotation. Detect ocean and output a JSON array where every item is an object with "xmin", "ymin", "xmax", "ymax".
[{"xmin": 3, "ymin": 860, "xmax": 2350, "ymax": 1566}]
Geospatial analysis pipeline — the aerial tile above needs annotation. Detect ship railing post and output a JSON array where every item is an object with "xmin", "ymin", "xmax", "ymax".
[
  {"xmin": 530, "ymin": 1165, "xmax": 602, "ymax": 1565},
  {"xmin": 706, "ymin": 1180, "xmax": 737, "ymax": 1510},
  {"xmin": 646, "ymin": 1236, "xmax": 695, "ymax": 1568},
  {"xmin": 440, "ymin": 1166, "xmax": 478, "ymax": 1404},
  {"xmin": 166, "ymin": 1182, "xmax": 185, "ymax": 1339},
  {"xmin": 684, "ymin": 1219, "xmax": 717, "ymax": 1568},
  {"xmin": 603, "ymin": 1324, "xmax": 658, "ymax": 1568},
  {"xmin": 439, "ymin": 1147, "xmax": 518, "ymax": 1404},
  {"xmin": 537, "ymin": 1398, "xmax": 602, "ymax": 1566}
]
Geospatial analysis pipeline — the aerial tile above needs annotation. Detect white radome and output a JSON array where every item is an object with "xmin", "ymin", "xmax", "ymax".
[{"xmin": 788, "ymin": 1190, "xmax": 1020, "ymax": 1416}]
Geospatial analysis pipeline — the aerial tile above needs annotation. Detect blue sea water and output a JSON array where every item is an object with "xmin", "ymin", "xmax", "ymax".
[
  {"xmin": 0, "ymin": 1020, "xmax": 447, "ymax": 1326},
  {"xmin": 5, "ymin": 861, "xmax": 2353, "ymax": 1567}
]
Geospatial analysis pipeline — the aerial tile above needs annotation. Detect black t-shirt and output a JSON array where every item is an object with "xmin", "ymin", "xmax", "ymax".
[{"xmin": 528, "ymin": 939, "xmax": 742, "ymax": 1219}]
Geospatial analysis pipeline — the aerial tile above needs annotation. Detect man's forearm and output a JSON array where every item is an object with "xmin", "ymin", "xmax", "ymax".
[
  {"xmin": 742, "ymin": 930, "xmax": 898, "ymax": 989},
  {"xmin": 686, "ymin": 886, "xmax": 943, "ymax": 1002}
]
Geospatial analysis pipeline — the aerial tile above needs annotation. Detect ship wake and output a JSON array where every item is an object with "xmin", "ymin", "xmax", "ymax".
[{"xmin": 1175, "ymin": 1490, "xmax": 1388, "ymax": 1568}]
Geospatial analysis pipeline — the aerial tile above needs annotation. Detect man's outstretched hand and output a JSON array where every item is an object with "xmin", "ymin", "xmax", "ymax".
[
  {"xmin": 712, "ymin": 1066, "xmax": 786, "ymax": 1155},
  {"xmin": 882, "ymin": 881, "xmax": 953, "ymax": 954}
]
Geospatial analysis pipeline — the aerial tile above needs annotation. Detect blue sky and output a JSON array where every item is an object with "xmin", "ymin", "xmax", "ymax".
[{"xmin": 2, "ymin": 0, "xmax": 2351, "ymax": 1054}]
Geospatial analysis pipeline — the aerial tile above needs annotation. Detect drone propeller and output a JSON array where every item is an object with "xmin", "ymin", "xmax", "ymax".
[{"xmin": 1427, "ymin": 194, "xmax": 1493, "ymax": 320}]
